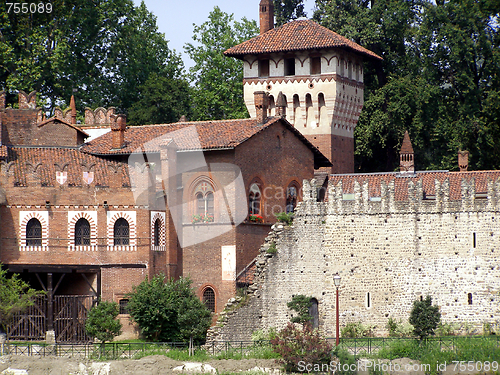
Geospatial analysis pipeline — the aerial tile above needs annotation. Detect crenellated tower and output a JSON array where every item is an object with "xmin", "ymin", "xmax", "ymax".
[{"xmin": 224, "ymin": 2, "xmax": 382, "ymax": 174}]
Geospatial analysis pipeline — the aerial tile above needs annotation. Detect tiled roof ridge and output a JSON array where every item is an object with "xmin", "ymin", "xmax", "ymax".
[{"xmin": 224, "ymin": 19, "xmax": 382, "ymax": 60}]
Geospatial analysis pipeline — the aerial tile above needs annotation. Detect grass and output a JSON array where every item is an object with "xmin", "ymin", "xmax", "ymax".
[{"xmin": 361, "ymin": 336, "xmax": 500, "ymax": 375}]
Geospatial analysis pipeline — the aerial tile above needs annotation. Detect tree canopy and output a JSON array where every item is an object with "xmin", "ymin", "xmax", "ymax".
[
  {"xmin": 314, "ymin": 0, "xmax": 500, "ymax": 172},
  {"xmin": 126, "ymin": 275, "xmax": 211, "ymax": 343},
  {"xmin": 185, "ymin": 7, "xmax": 258, "ymax": 121},
  {"xmin": 0, "ymin": 0, "xmax": 184, "ymax": 118}
]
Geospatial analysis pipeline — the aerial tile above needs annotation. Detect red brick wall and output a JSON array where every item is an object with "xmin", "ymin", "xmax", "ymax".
[
  {"xmin": 1, "ymin": 109, "xmax": 84, "ymax": 147},
  {"xmin": 235, "ymin": 121, "xmax": 315, "ymax": 221},
  {"xmin": 305, "ymin": 133, "xmax": 354, "ymax": 174}
]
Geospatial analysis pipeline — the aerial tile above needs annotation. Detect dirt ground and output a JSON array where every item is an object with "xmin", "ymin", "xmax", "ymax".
[
  {"xmin": 0, "ymin": 354, "xmax": 281, "ymax": 375},
  {"xmin": 1, "ymin": 355, "xmax": 497, "ymax": 374}
]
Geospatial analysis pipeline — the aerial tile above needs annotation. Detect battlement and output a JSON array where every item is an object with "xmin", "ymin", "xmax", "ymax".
[{"xmin": 319, "ymin": 171, "xmax": 500, "ymax": 215}]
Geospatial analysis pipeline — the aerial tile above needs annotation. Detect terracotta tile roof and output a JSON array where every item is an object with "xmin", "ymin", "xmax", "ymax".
[
  {"xmin": 81, "ymin": 117, "xmax": 332, "ymax": 167},
  {"xmin": 329, "ymin": 170, "xmax": 500, "ymax": 201},
  {"xmin": 224, "ymin": 19, "xmax": 382, "ymax": 61},
  {"xmin": 4, "ymin": 146, "xmax": 129, "ymax": 187},
  {"xmin": 400, "ymin": 131, "xmax": 414, "ymax": 154}
]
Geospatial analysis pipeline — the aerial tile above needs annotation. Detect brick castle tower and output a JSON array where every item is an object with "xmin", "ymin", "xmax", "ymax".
[{"xmin": 224, "ymin": 0, "xmax": 382, "ymax": 173}]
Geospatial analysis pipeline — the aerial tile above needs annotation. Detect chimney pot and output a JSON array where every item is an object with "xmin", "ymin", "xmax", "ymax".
[
  {"xmin": 254, "ymin": 91, "xmax": 269, "ymax": 124},
  {"xmin": 259, "ymin": 0, "xmax": 274, "ymax": 34},
  {"xmin": 458, "ymin": 150, "xmax": 469, "ymax": 172},
  {"xmin": 111, "ymin": 115, "xmax": 126, "ymax": 149}
]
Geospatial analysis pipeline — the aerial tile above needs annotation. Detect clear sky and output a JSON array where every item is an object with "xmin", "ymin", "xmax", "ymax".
[{"xmin": 132, "ymin": 0, "xmax": 316, "ymax": 70}]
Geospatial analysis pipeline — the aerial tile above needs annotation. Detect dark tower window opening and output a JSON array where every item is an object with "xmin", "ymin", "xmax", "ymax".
[
  {"xmin": 259, "ymin": 59, "xmax": 270, "ymax": 77},
  {"xmin": 285, "ymin": 58, "xmax": 295, "ymax": 76},
  {"xmin": 468, "ymin": 293, "xmax": 473, "ymax": 305},
  {"xmin": 311, "ymin": 56, "xmax": 321, "ymax": 75}
]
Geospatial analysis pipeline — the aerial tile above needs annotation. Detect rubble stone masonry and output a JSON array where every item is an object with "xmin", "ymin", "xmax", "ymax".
[{"xmin": 208, "ymin": 176, "xmax": 500, "ymax": 342}]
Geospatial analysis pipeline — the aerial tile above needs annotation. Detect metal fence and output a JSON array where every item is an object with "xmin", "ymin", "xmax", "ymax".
[{"xmin": 0, "ymin": 341, "xmax": 188, "ymax": 359}]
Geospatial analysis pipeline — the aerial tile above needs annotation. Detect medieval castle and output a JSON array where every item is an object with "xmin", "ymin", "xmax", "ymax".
[{"xmin": 1, "ymin": 0, "xmax": 497, "ymax": 343}]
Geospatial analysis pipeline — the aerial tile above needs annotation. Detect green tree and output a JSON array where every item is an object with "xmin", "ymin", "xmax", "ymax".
[
  {"xmin": 287, "ymin": 295, "xmax": 313, "ymax": 325},
  {"xmin": 126, "ymin": 275, "xmax": 211, "ymax": 343},
  {"xmin": 0, "ymin": 0, "xmax": 184, "ymax": 120},
  {"xmin": 0, "ymin": 265, "xmax": 44, "ymax": 335},
  {"xmin": 127, "ymin": 72, "xmax": 191, "ymax": 125},
  {"xmin": 185, "ymin": 6, "xmax": 258, "ymax": 121},
  {"xmin": 85, "ymin": 300, "xmax": 122, "ymax": 346},
  {"xmin": 409, "ymin": 295, "xmax": 441, "ymax": 340},
  {"xmin": 274, "ymin": 0, "xmax": 307, "ymax": 27}
]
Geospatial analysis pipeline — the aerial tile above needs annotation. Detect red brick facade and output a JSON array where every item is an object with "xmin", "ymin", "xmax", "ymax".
[{"xmin": 0, "ymin": 92, "xmax": 329, "ymax": 340}]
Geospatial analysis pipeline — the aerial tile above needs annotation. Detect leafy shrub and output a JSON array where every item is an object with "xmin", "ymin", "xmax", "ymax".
[
  {"xmin": 252, "ymin": 327, "xmax": 277, "ymax": 342},
  {"xmin": 341, "ymin": 321, "xmax": 376, "ymax": 338},
  {"xmin": 275, "ymin": 212, "xmax": 294, "ymax": 225},
  {"xmin": 436, "ymin": 321, "xmax": 460, "ymax": 336},
  {"xmin": 409, "ymin": 295, "xmax": 441, "ymax": 340},
  {"xmin": 287, "ymin": 295, "xmax": 312, "ymax": 325},
  {"xmin": 271, "ymin": 323, "xmax": 333, "ymax": 373},
  {"xmin": 85, "ymin": 300, "xmax": 122, "ymax": 344},
  {"xmin": 386, "ymin": 318, "xmax": 414, "ymax": 338},
  {"xmin": 127, "ymin": 275, "xmax": 211, "ymax": 342},
  {"xmin": 333, "ymin": 347, "xmax": 357, "ymax": 375}
]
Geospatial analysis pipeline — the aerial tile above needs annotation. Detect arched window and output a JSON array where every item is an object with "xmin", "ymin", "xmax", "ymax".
[
  {"xmin": 26, "ymin": 218, "xmax": 42, "ymax": 246},
  {"xmin": 193, "ymin": 181, "xmax": 215, "ymax": 222},
  {"xmin": 203, "ymin": 287, "xmax": 216, "ymax": 312},
  {"xmin": 309, "ymin": 298, "xmax": 319, "ymax": 329},
  {"xmin": 249, "ymin": 183, "xmax": 261, "ymax": 215},
  {"xmin": 114, "ymin": 218, "xmax": 129, "ymax": 245},
  {"xmin": 268, "ymin": 95, "xmax": 275, "ymax": 117},
  {"xmin": 75, "ymin": 218, "xmax": 91, "ymax": 246},
  {"xmin": 153, "ymin": 218, "xmax": 161, "ymax": 246},
  {"xmin": 286, "ymin": 184, "xmax": 298, "ymax": 213}
]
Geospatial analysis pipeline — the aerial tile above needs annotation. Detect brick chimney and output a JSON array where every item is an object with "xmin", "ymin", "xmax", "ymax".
[
  {"xmin": 259, "ymin": 0, "xmax": 274, "ymax": 34},
  {"xmin": 111, "ymin": 115, "xmax": 126, "ymax": 149},
  {"xmin": 399, "ymin": 130, "xmax": 414, "ymax": 173},
  {"xmin": 458, "ymin": 150, "xmax": 469, "ymax": 172},
  {"xmin": 254, "ymin": 91, "xmax": 269, "ymax": 124},
  {"xmin": 276, "ymin": 91, "xmax": 287, "ymax": 118},
  {"xmin": 70, "ymin": 95, "xmax": 77, "ymax": 125}
]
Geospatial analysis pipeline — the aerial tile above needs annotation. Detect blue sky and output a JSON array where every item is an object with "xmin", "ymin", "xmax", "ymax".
[{"xmin": 132, "ymin": 0, "xmax": 316, "ymax": 70}]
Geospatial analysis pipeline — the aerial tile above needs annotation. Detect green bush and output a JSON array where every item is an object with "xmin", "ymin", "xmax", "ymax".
[
  {"xmin": 341, "ymin": 321, "xmax": 376, "ymax": 338},
  {"xmin": 266, "ymin": 242, "xmax": 277, "ymax": 254},
  {"xmin": 85, "ymin": 300, "xmax": 122, "ymax": 345},
  {"xmin": 386, "ymin": 318, "xmax": 414, "ymax": 338},
  {"xmin": 333, "ymin": 347, "xmax": 357, "ymax": 375},
  {"xmin": 126, "ymin": 275, "xmax": 211, "ymax": 342},
  {"xmin": 271, "ymin": 322, "xmax": 332, "ymax": 373},
  {"xmin": 436, "ymin": 321, "xmax": 460, "ymax": 336},
  {"xmin": 275, "ymin": 212, "xmax": 294, "ymax": 225},
  {"xmin": 409, "ymin": 296, "xmax": 441, "ymax": 340}
]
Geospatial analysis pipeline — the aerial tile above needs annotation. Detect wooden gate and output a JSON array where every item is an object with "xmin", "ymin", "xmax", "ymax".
[
  {"xmin": 54, "ymin": 295, "xmax": 94, "ymax": 343},
  {"xmin": 7, "ymin": 295, "xmax": 47, "ymax": 341}
]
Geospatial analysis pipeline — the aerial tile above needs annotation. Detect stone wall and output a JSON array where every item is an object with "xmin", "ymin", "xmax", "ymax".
[{"xmin": 207, "ymin": 176, "xmax": 500, "ymax": 342}]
